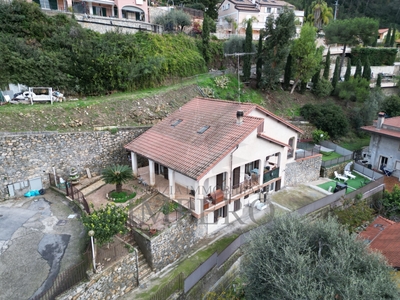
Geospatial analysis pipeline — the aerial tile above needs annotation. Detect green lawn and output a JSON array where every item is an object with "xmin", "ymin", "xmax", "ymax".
[
  {"xmin": 321, "ymin": 151, "xmax": 342, "ymax": 161},
  {"xmin": 318, "ymin": 173, "xmax": 371, "ymax": 194}
]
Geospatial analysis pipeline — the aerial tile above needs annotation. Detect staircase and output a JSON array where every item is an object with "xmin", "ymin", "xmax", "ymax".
[{"xmin": 119, "ymin": 233, "xmax": 154, "ymax": 283}]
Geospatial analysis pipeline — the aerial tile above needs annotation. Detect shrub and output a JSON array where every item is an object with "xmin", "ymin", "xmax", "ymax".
[
  {"xmin": 312, "ymin": 129, "xmax": 330, "ymax": 143},
  {"xmin": 300, "ymin": 103, "xmax": 349, "ymax": 138},
  {"xmin": 313, "ymin": 77, "xmax": 333, "ymax": 98},
  {"xmin": 214, "ymin": 75, "xmax": 230, "ymax": 89}
]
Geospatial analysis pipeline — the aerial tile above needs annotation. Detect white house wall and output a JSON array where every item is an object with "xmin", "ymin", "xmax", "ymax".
[
  {"xmin": 174, "ymin": 172, "xmax": 196, "ymax": 194},
  {"xmin": 369, "ymin": 134, "xmax": 400, "ymax": 177},
  {"xmin": 201, "ymin": 128, "xmax": 285, "ymax": 188},
  {"xmin": 249, "ymin": 110, "xmax": 298, "ymax": 149}
]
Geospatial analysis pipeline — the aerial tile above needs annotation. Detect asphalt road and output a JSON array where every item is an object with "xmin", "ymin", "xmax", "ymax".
[{"xmin": 0, "ymin": 190, "xmax": 86, "ymax": 300}]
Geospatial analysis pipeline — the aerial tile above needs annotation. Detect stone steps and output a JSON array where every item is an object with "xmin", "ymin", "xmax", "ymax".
[
  {"xmin": 119, "ymin": 233, "xmax": 154, "ymax": 283},
  {"xmin": 80, "ymin": 179, "xmax": 106, "ymax": 196}
]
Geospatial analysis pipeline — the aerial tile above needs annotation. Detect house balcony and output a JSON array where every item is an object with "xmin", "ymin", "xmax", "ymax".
[{"xmin": 136, "ymin": 166, "xmax": 280, "ymax": 217}]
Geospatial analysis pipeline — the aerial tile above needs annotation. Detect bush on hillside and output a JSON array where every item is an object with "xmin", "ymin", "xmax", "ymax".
[{"xmin": 300, "ymin": 103, "xmax": 349, "ymax": 139}]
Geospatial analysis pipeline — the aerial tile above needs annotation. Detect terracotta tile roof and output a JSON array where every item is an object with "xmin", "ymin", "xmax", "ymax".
[
  {"xmin": 361, "ymin": 116, "xmax": 400, "ymax": 139},
  {"xmin": 378, "ymin": 28, "xmax": 389, "ymax": 34},
  {"xmin": 381, "ymin": 116, "xmax": 400, "ymax": 128},
  {"xmin": 359, "ymin": 216, "xmax": 400, "ymax": 268},
  {"xmin": 125, "ymin": 98, "xmax": 300, "ymax": 180},
  {"xmin": 361, "ymin": 125, "xmax": 400, "ymax": 139},
  {"xmin": 257, "ymin": 133, "xmax": 290, "ymax": 148}
]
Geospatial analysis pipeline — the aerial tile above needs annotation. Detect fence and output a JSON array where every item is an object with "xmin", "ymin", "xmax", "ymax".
[
  {"xmin": 31, "ymin": 250, "xmax": 91, "ymax": 300},
  {"xmin": 150, "ymin": 272, "xmax": 184, "ymax": 300},
  {"xmin": 179, "ymin": 171, "xmax": 385, "ymax": 295},
  {"xmin": 49, "ymin": 173, "xmax": 90, "ymax": 214},
  {"xmin": 296, "ymin": 141, "xmax": 355, "ymax": 167}
]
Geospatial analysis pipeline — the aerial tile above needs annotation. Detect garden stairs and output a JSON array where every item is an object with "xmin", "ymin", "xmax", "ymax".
[
  {"xmin": 119, "ymin": 233, "xmax": 154, "ymax": 283},
  {"xmin": 78, "ymin": 176, "xmax": 106, "ymax": 196}
]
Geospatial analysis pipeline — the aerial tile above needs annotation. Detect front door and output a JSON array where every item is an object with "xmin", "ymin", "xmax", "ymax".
[
  {"xmin": 379, "ymin": 156, "xmax": 388, "ymax": 170},
  {"xmin": 232, "ymin": 167, "xmax": 240, "ymax": 188},
  {"xmin": 216, "ymin": 173, "xmax": 225, "ymax": 191},
  {"xmin": 163, "ymin": 166, "xmax": 169, "ymax": 180}
]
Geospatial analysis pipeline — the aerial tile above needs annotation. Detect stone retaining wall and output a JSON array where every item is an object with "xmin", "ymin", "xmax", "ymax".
[
  {"xmin": 285, "ymin": 154, "xmax": 322, "ymax": 187},
  {"xmin": 321, "ymin": 161, "xmax": 351, "ymax": 178},
  {"xmin": 57, "ymin": 253, "xmax": 138, "ymax": 300},
  {"xmin": 133, "ymin": 212, "xmax": 207, "ymax": 272},
  {"xmin": 0, "ymin": 127, "xmax": 149, "ymax": 200}
]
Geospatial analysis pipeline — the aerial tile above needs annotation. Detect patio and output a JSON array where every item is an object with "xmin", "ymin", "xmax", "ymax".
[{"xmin": 136, "ymin": 166, "xmax": 194, "ymax": 210}]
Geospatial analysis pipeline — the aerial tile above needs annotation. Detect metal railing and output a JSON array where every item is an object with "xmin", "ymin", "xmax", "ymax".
[
  {"xmin": 231, "ymin": 174, "xmax": 260, "ymax": 197},
  {"xmin": 65, "ymin": 182, "xmax": 90, "ymax": 214},
  {"xmin": 31, "ymin": 250, "xmax": 91, "ymax": 300},
  {"xmin": 48, "ymin": 173, "xmax": 90, "ymax": 214},
  {"xmin": 263, "ymin": 168, "xmax": 280, "ymax": 183}
]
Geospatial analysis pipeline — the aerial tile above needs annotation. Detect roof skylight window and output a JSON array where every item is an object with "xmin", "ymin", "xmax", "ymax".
[
  {"xmin": 171, "ymin": 119, "xmax": 183, "ymax": 127},
  {"xmin": 197, "ymin": 125, "xmax": 210, "ymax": 134}
]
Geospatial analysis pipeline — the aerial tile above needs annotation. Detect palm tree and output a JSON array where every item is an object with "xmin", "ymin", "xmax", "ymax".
[
  {"xmin": 101, "ymin": 164, "xmax": 133, "ymax": 193},
  {"xmin": 308, "ymin": 0, "xmax": 333, "ymax": 31}
]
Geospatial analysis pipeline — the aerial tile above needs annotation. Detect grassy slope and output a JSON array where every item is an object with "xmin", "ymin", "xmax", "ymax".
[{"xmin": 0, "ymin": 73, "xmax": 370, "ymax": 150}]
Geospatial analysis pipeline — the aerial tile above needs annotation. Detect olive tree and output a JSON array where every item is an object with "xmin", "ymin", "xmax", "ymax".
[{"xmin": 242, "ymin": 214, "xmax": 399, "ymax": 300}]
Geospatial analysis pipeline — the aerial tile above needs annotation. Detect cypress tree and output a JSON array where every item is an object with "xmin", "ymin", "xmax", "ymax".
[
  {"xmin": 390, "ymin": 27, "xmax": 396, "ymax": 47},
  {"xmin": 376, "ymin": 73, "xmax": 382, "ymax": 87},
  {"xmin": 354, "ymin": 59, "xmax": 362, "ymax": 79},
  {"xmin": 311, "ymin": 68, "xmax": 320, "ymax": 91},
  {"xmin": 202, "ymin": 15, "xmax": 210, "ymax": 65},
  {"xmin": 362, "ymin": 58, "xmax": 371, "ymax": 81},
  {"xmin": 384, "ymin": 27, "xmax": 391, "ymax": 47},
  {"xmin": 243, "ymin": 20, "xmax": 253, "ymax": 81},
  {"xmin": 256, "ymin": 31, "xmax": 263, "ymax": 88},
  {"xmin": 300, "ymin": 81, "xmax": 307, "ymax": 94},
  {"xmin": 344, "ymin": 58, "xmax": 351, "ymax": 81},
  {"xmin": 323, "ymin": 48, "xmax": 330, "ymax": 80},
  {"xmin": 283, "ymin": 53, "xmax": 292, "ymax": 91},
  {"xmin": 331, "ymin": 56, "xmax": 340, "ymax": 92}
]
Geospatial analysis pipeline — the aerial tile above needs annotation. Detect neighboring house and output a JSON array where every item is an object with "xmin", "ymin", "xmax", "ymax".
[
  {"xmin": 359, "ymin": 216, "xmax": 400, "ymax": 269},
  {"xmin": 125, "ymin": 97, "xmax": 303, "ymax": 234},
  {"xmin": 217, "ymin": 0, "xmax": 304, "ymax": 39},
  {"xmin": 377, "ymin": 28, "xmax": 389, "ymax": 44},
  {"xmin": 361, "ymin": 113, "xmax": 400, "ymax": 178},
  {"xmin": 30, "ymin": 0, "xmax": 148, "ymax": 21}
]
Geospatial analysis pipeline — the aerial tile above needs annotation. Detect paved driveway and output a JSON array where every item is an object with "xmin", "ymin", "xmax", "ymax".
[{"xmin": 0, "ymin": 190, "xmax": 85, "ymax": 300}]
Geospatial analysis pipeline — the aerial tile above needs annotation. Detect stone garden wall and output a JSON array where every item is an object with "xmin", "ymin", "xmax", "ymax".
[
  {"xmin": 57, "ymin": 253, "xmax": 138, "ymax": 300},
  {"xmin": 285, "ymin": 154, "xmax": 322, "ymax": 186},
  {"xmin": 0, "ymin": 127, "xmax": 149, "ymax": 200},
  {"xmin": 133, "ymin": 212, "xmax": 207, "ymax": 272}
]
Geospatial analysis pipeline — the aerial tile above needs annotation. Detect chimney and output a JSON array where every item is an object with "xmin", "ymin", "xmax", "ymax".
[
  {"xmin": 377, "ymin": 112, "xmax": 385, "ymax": 129},
  {"xmin": 236, "ymin": 110, "xmax": 244, "ymax": 125}
]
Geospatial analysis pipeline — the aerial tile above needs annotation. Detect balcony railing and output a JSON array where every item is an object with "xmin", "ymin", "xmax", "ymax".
[
  {"xmin": 232, "ymin": 174, "xmax": 260, "ymax": 197},
  {"xmin": 263, "ymin": 167, "xmax": 280, "ymax": 183}
]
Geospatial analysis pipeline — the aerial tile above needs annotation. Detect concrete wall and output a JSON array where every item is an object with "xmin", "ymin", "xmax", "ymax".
[
  {"xmin": 133, "ymin": 212, "xmax": 206, "ymax": 272},
  {"xmin": 57, "ymin": 253, "xmax": 138, "ymax": 300},
  {"xmin": 0, "ymin": 127, "xmax": 149, "ymax": 200},
  {"xmin": 285, "ymin": 155, "xmax": 322, "ymax": 186}
]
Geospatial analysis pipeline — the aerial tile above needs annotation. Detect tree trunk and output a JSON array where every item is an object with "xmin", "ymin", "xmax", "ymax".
[
  {"xmin": 290, "ymin": 78, "xmax": 300, "ymax": 94},
  {"xmin": 116, "ymin": 183, "xmax": 122, "ymax": 193}
]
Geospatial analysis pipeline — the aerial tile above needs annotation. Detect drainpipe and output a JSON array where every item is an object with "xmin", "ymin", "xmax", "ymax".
[{"xmin": 229, "ymin": 145, "xmax": 239, "ymax": 203}]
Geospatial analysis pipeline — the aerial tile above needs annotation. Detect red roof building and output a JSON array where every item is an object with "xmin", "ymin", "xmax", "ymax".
[
  {"xmin": 359, "ymin": 216, "xmax": 400, "ymax": 269},
  {"xmin": 125, "ymin": 97, "xmax": 303, "ymax": 233}
]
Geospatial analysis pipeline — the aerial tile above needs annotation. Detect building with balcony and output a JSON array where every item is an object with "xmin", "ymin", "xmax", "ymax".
[
  {"xmin": 125, "ymin": 97, "xmax": 303, "ymax": 234},
  {"xmin": 217, "ymin": 0, "xmax": 303, "ymax": 40},
  {"xmin": 31, "ymin": 0, "xmax": 148, "ymax": 21}
]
